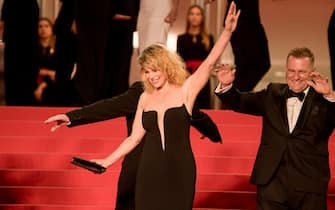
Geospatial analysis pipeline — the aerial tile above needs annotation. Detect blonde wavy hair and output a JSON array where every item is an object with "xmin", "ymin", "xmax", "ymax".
[{"xmin": 138, "ymin": 43, "xmax": 189, "ymax": 93}]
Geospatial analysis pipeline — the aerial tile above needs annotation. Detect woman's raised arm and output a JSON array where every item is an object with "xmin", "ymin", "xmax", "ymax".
[{"xmin": 183, "ymin": 1, "xmax": 240, "ymax": 110}]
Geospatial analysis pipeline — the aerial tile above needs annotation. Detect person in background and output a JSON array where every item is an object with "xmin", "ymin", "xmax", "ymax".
[
  {"xmin": 72, "ymin": 0, "xmax": 112, "ymax": 104},
  {"xmin": 137, "ymin": 0, "xmax": 179, "ymax": 53},
  {"xmin": 224, "ymin": 0, "xmax": 270, "ymax": 91},
  {"xmin": 52, "ymin": 0, "xmax": 77, "ymax": 106},
  {"xmin": 45, "ymin": 81, "xmax": 222, "ymax": 210},
  {"xmin": 34, "ymin": 17, "xmax": 57, "ymax": 104},
  {"xmin": 177, "ymin": 4, "xmax": 214, "ymax": 109},
  {"xmin": 88, "ymin": 3, "xmax": 239, "ymax": 209},
  {"xmin": 215, "ymin": 47, "xmax": 335, "ymax": 210},
  {"xmin": 328, "ymin": 8, "xmax": 335, "ymax": 90},
  {"xmin": 104, "ymin": 0, "xmax": 140, "ymax": 98},
  {"xmin": 0, "ymin": 0, "xmax": 39, "ymax": 105}
]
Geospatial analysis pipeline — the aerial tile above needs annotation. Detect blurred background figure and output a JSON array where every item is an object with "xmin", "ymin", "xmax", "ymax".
[
  {"xmin": 224, "ymin": 0, "xmax": 271, "ymax": 91},
  {"xmin": 104, "ymin": 0, "xmax": 140, "ymax": 97},
  {"xmin": 72, "ymin": 0, "xmax": 112, "ymax": 105},
  {"xmin": 52, "ymin": 0, "xmax": 77, "ymax": 106},
  {"xmin": 72, "ymin": 0, "xmax": 141, "ymax": 105},
  {"xmin": 328, "ymin": 8, "xmax": 335, "ymax": 90},
  {"xmin": 137, "ymin": 0, "xmax": 179, "ymax": 53},
  {"xmin": 34, "ymin": 17, "xmax": 57, "ymax": 105},
  {"xmin": 0, "ymin": 0, "xmax": 39, "ymax": 105},
  {"xmin": 177, "ymin": 4, "xmax": 214, "ymax": 109}
]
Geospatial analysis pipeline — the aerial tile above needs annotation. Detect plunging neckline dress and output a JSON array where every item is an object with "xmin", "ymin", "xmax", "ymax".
[{"xmin": 135, "ymin": 104, "xmax": 196, "ymax": 210}]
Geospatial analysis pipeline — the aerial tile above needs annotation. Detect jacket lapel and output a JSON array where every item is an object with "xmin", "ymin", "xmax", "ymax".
[
  {"xmin": 291, "ymin": 88, "xmax": 317, "ymax": 135},
  {"xmin": 270, "ymin": 85, "xmax": 290, "ymax": 135}
]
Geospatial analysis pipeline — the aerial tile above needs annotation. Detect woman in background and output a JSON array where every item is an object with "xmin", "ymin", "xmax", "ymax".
[
  {"xmin": 177, "ymin": 5, "xmax": 214, "ymax": 109},
  {"xmin": 34, "ymin": 17, "xmax": 57, "ymax": 104},
  {"xmin": 52, "ymin": 0, "xmax": 77, "ymax": 106},
  {"xmin": 137, "ymin": 0, "xmax": 179, "ymax": 53}
]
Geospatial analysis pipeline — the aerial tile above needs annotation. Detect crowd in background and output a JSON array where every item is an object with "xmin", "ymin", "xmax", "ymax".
[{"xmin": 0, "ymin": 0, "xmax": 333, "ymax": 107}]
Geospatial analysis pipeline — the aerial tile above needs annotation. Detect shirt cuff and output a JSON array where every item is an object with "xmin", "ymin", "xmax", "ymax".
[
  {"xmin": 324, "ymin": 91, "xmax": 335, "ymax": 102},
  {"xmin": 215, "ymin": 83, "xmax": 233, "ymax": 94}
]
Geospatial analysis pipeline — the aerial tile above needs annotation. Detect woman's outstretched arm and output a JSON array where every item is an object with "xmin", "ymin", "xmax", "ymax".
[{"xmin": 91, "ymin": 94, "xmax": 147, "ymax": 168}]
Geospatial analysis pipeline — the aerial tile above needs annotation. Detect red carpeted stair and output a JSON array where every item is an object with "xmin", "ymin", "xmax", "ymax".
[{"xmin": 0, "ymin": 106, "xmax": 334, "ymax": 210}]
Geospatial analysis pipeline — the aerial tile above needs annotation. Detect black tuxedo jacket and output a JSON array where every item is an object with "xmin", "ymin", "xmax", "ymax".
[{"xmin": 217, "ymin": 83, "xmax": 335, "ymax": 194}]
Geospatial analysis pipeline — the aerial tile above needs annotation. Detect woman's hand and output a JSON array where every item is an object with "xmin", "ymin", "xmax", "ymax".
[
  {"xmin": 44, "ymin": 114, "xmax": 70, "ymax": 132},
  {"xmin": 224, "ymin": 1, "xmax": 240, "ymax": 33},
  {"xmin": 165, "ymin": 0, "xmax": 179, "ymax": 24}
]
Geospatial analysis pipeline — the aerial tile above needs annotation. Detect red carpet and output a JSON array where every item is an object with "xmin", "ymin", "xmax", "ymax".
[{"xmin": 0, "ymin": 106, "xmax": 334, "ymax": 210}]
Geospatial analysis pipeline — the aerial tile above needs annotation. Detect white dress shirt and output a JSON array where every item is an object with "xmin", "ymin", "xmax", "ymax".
[{"xmin": 286, "ymin": 88, "xmax": 309, "ymax": 133}]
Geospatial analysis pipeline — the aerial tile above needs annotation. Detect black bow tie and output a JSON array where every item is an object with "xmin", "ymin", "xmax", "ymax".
[{"xmin": 287, "ymin": 90, "xmax": 305, "ymax": 101}]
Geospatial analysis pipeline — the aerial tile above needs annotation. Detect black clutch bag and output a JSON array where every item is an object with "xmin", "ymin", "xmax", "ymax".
[{"xmin": 71, "ymin": 157, "xmax": 106, "ymax": 174}]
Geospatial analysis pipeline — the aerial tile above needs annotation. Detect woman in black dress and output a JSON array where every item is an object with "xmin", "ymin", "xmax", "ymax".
[{"xmin": 92, "ymin": 3, "xmax": 240, "ymax": 210}]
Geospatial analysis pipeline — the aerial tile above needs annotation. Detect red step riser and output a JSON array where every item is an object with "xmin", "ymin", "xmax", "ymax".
[
  {"xmin": 2, "ymin": 188, "xmax": 332, "ymax": 209},
  {"xmin": 0, "ymin": 121, "xmax": 263, "ymax": 142},
  {"xmin": 0, "ymin": 206, "xmax": 241, "ymax": 210},
  {"xmin": 2, "ymin": 153, "xmax": 335, "ymax": 175},
  {"xmin": 0, "ymin": 187, "xmax": 258, "ymax": 209},
  {"xmin": 2, "ymin": 136, "xmax": 335, "ymax": 159},
  {"xmin": 0, "ymin": 107, "xmax": 261, "ymax": 125},
  {"xmin": 194, "ymin": 191, "xmax": 257, "ymax": 209},
  {"xmin": 1, "ymin": 153, "xmax": 335, "ymax": 177},
  {"xmin": 0, "ymin": 188, "xmax": 334, "ymax": 209},
  {"xmin": 0, "ymin": 206, "xmax": 116, "ymax": 210},
  {"xmin": 0, "ymin": 170, "xmax": 257, "ymax": 191},
  {"xmin": 1, "ymin": 107, "xmax": 334, "ymax": 210},
  {"xmin": 0, "ymin": 188, "xmax": 116, "ymax": 205},
  {"xmin": 0, "ymin": 153, "xmax": 255, "ymax": 173},
  {"xmin": 0, "ymin": 122, "xmax": 128, "ymax": 139},
  {"xmin": 194, "ymin": 192, "xmax": 335, "ymax": 209},
  {"xmin": 2, "ymin": 170, "xmax": 335, "ymax": 193},
  {"xmin": 1, "ymin": 119, "xmax": 334, "ymax": 144},
  {"xmin": 0, "ymin": 136, "xmax": 260, "ymax": 157}
]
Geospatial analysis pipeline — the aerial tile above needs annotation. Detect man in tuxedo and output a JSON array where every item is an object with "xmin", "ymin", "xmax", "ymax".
[
  {"xmin": 214, "ymin": 47, "xmax": 335, "ymax": 210},
  {"xmin": 45, "ymin": 81, "xmax": 222, "ymax": 210}
]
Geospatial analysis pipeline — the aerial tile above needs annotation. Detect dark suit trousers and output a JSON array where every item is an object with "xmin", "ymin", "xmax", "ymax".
[{"xmin": 256, "ymin": 154, "xmax": 327, "ymax": 210}]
